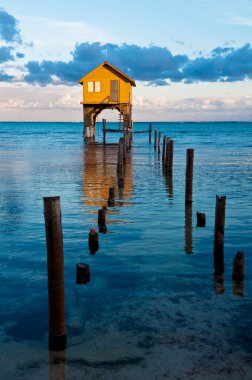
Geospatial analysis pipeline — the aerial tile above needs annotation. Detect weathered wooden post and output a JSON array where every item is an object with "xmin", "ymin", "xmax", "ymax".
[
  {"xmin": 89, "ymin": 228, "xmax": 99, "ymax": 254},
  {"xmin": 185, "ymin": 149, "xmax": 194, "ymax": 204},
  {"xmin": 167, "ymin": 139, "xmax": 174, "ymax": 173},
  {"xmin": 196, "ymin": 212, "xmax": 206, "ymax": 227},
  {"xmin": 165, "ymin": 137, "xmax": 171, "ymax": 169},
  {"xmin": 43, "ymin": 196, "xmax": 66, "ymax": 351},
  {"xmin": 108, "ymin": 187, "xmax": 115, "ymax": 206},
  {"xmin": 98, "ymin": 206, "xmax": 107, "ymax": 233},
  {"xmin": 162, "ymin": 136, "xmax": 166, "ymax": 165},
  {"xmin": 214, "ymin": 195, "xmax": 226, "ymax": 275},
  {"xmin": 117, "ymin": 137, "xmax": 124, "ymax": 188},
  {"xmin": 154, "ymin": 129, "xmax": 157, "ymax": 150},
  {"xmin": 158, "ymin": 131, "xmax": 161, "ymax": 154},
  {"xmin": 149, "ymin": 123, "xmax": 152, "ymax": 143},
  {"xmin": 102, "ymin": 118, "xmax": 106, "ymax": 144},
  {"xmin": 232, "ymin": 251, "xmax": 244, "ymax": 281},
  {"xmin": 185, "ymin": 203, "xmax": 193, "ymax": 254},
  {"xmin": 76, "ymin": 263, "xmax": 90, "ymax": 284}
]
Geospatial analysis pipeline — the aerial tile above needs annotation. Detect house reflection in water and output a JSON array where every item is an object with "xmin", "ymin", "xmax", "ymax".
[{"xmin": 82, "ymin": 141, "xmax": 133, "ymax": 212}]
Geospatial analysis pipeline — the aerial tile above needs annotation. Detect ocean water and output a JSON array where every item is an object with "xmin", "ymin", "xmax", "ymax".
[{"xmin": 0, "ymin": 121, "xmax": 252, "ymax": 379}]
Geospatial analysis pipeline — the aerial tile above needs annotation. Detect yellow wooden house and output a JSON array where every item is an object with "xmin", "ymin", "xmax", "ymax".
[{"xmin": 78, "ymin": 61, "xmax": 136, "ymax": 138}]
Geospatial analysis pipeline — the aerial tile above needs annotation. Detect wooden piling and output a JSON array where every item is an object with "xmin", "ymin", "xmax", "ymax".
[
  {"xmin": 154, "ymin": 129, "xmax": 157, "ymax": 150},
  {"xmin": 158, "ymin": 132, "xmax": 161, "ymax": 154},
  {"xmin": 108, "ymin": 187, "xmax": 115, "ymax": 207},
  {"xmin": 117, "ymin": 137, "xmax": 125, "ymax": 188},
  {"xmin": 185, "ymin": 149, "xmax": 194, "ymax": 204},
  {"xmin": 149, "ymin": 123, "xmax": 152, "ymax": 143},
  {"xmin": 98, "ymin": 206, "xmax": 107, "ymax": 233},
  {"xmin": 117, "ymin": 138, "xmax": 124, "ymax": 174},
  {"xmin": 162, "ymin": 136, "xmax": 166, "ymax": 164},
  {"xmin": 214, "ymin": 195, "xmax": 226, "ymax": 275},
  {"xmin": 168, "ymin": 139, "xmax": 174, "ymax": 173},
  {"xmin": 232, "ymin": 251, "xmax": 244, "ymax": 281},
  {"xmin": 196, "ymin": 212, "xmax": 206, "ymax": 227},
  {"xmin": 76, "ymin": 263, "xmax": 90, "ymax": 284},
  {"xmin": 165, "ymin": 137, "xmax": 171, "ymax": 169},
  {"xmin": 43, "ymin": 196, "xmax": 66, "ymax": 351},
  {"xmin": 102, "ymin": 118, "xmax": 106, "ymax": 144},
  {"xmin": 89, "ymin": 228, "xmax": 99, "ymax": 253}
]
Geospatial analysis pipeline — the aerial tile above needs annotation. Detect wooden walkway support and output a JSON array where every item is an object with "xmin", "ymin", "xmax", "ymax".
[
  {"xmin": 102, "ymin": 118, "xmax": 106, "ymax": 143},
  {"xmin": 214, "ymin": 195, "xmax": 226, "ymax": 275},
  {"xmin": 43, "ymin": 196, "xmax": 66, "ymax": 351}
]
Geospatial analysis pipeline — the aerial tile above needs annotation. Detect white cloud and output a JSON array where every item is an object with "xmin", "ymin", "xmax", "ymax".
[{"xmin": 1, "ymin": 83, "xmax": 252, "ymax": 121}]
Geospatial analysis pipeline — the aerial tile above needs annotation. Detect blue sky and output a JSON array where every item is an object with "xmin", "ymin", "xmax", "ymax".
[{"xmin": 0, "ymin": 0, "xmax": 252, "ymax": 121}]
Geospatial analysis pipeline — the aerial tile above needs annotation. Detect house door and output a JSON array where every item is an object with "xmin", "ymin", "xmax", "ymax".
[{"xmin": 110, "ymin": 80, "xmax": 119, "ymax": 102}]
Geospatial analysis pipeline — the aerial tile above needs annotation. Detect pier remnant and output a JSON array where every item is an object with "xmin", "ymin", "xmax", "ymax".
[
  {"xmin": 232, "ymin": 251, "xmax": 244, "ymax": 281},
  {"xmin": 98, "ymin": 206, "xmax": 107, "ymax": 233},
  {"xmin": 154, "ymin": 129, "xmax": 157, "ymax": 150},
  {"xmin": 43, "ymin": 196, "xmax": 66, "ymax": 351},
  {"xmin": 89, "ymin": 228, "xmax": 99, "ymax": 253},
  {"xmin": 108, "ymin": 187, "xmax": 115, "ymax": 206},
  {"xmin": 149, "ymin": 123, "xmax": 152, "ymax": 143},
  {"xmin": 196, "ymin": 212, "xmax": 206, "ymax": 227},
  {"xmin": 162, "ymin": 136, "xmax": 166, "ymax": 164},
  {"xmin": 158, "ymin": 131, "xmax": 161, "ymax": 154},
  {"xmin": 185, "ymin": 149, "xmax": 194, "ymax": 204},
  {"xmin": 76, "ymin": 263, "xmax": 90, "ymax": 284},
  {"xmin": 214, "ymin": 195, "xmax": 226, "ymax": 275}
]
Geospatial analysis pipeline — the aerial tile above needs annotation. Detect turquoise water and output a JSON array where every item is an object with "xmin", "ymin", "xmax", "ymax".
[{"xmin": 0, "ymin": 121, "xmax": 252, "ymax": 379}]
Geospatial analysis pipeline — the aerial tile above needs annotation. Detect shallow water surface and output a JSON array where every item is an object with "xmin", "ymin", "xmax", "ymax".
[{"xmin": 0, "ymin": 121, "xmax": 252, "ymax": 379}]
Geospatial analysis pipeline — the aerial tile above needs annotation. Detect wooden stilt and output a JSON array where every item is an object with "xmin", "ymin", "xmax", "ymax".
[
  {"xmin": 162, "ymin": 136, "xmax": 166, "ymax": 165},
  {"xmin": 158, "ymin": 132, "xmax": 161, "ymax": 154},
  {"xmin": 89, "ymin": 228, "xmax": 99, "ymax": 254},
  {"xmin": 108, "ymin": 187, "xmax": 115, "ymax": 207},
  {"xmin": 76, "ymin": 263, "xmax": 90, "ymax": 284}
]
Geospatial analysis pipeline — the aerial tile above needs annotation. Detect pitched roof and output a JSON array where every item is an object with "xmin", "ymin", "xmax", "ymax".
[{"xmin": 78, "ymin": 61, "xmax": 136, "ymax": 86}]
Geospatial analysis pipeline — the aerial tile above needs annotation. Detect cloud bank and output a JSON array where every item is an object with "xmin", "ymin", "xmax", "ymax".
[
  {"xmin": 0, "ymin": 8, "xmax": 252, "ymax": 88},
  {"xmin": 21, "ymin": 42, "xmax": 252, "ymax": 86}
]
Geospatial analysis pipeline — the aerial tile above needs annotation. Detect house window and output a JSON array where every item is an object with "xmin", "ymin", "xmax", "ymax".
[{"xmin": 87, "ymin": 81, "xmax": 101, "ymax": 92}]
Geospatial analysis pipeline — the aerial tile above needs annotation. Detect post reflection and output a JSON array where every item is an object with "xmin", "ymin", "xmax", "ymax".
[
  {"xmin": 49, "ymin": 350, "xmax": 65, "ymax": 380},
  {"xmin": 163, "ymin": 173, "xmax": 173, "ymax": 200},
  {"xmin": 184, "ymin": 204, "xmax": 193, "ymax": 254},
  {"xmin": 232, "ymin": 280, "xmax": 244, "ymax": 297},
  {"xmin": 82, "ymin": 141, "xmax": 133, "ymax": 212},
  {"xmin": 213, "ymin": 274, "xmax": 225, "ymax": 295}
]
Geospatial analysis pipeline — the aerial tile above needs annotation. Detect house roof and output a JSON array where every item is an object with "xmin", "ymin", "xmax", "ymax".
[{"xmin": 78, "ymin": 61, "xmax": 136, "ymax": 87}]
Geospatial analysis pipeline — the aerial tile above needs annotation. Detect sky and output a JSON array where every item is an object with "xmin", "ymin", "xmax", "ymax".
[{"xmin": 0, "ymin": 0, "xmax": 252, "ymax": 122}]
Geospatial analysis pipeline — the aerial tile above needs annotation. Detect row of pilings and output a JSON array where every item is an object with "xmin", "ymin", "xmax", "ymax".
[{"xmin": 43, "ymin": 123, "xmax": 244, "ymax": 352}]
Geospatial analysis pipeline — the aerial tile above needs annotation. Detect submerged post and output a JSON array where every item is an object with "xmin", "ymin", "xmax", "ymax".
[
  {"xmin": 149, "ymin": 123, "xmax": 152, "ymax": 144},
  {"xmin": 185, "ymin": 149, "xmax": 194, "ymax": 204},
  {"xmin": 43, "ymin": 196, "xmax": 66, "ymax": 351},
  {"xmin": 214, "ymin": 195, "xmax": 226, "ymax": 275}
]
